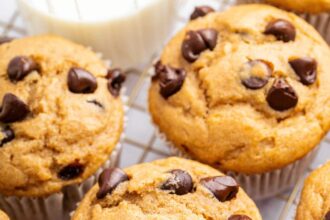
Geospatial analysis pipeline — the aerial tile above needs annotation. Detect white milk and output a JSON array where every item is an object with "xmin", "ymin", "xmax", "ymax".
[{"xmin": 17, "ymin": 0, "xmax": 184, "ymax": 68}]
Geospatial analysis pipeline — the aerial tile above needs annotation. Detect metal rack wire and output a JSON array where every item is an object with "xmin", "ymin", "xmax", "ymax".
[{"xmin": 1, "ymin": 1, "xmax": 330, "ymax": 219}]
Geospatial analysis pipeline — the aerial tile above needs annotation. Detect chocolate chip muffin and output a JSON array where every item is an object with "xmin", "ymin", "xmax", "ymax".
[
  {"xmin": 237, "ymin": 1, "xmax": 330, "ymax": 44},
  {"xmin": 72, "ymin": 157, "xmax": 262, "ymax": 220},
  {"xmin": 0, "ymin": 210, "xmax": 9, "ymax": 220},
  {"xmin": 149, "ymin": 4, "xmax": 330, "ymax": 198},
  {"xmin": 0, "ymin": 35, "xmax": 125, "ymax": 219},
  {"xmin": 296, "ymin": 161, "xmax": 330, "ymax": 220}
]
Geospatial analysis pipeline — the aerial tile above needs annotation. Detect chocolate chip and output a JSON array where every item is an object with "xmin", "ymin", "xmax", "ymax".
[
  {"xmin": 228, "ymin": 215, "xmax": 252, "ymax": 220},
  {"xmin": 266, "ymin": 78, "xmax": 298, "ymax": 111},
  {"xmin": 201, "ymin": 176, "xmax": 239, "ymax": 202},
  {"xmin": 106, "ymin": 68, "xmax": 126, "ymax": 97},
  {"xmin": 190, "ymin": 6, "xmax": 215, "ymax": 20},
  {"xmin": 289, "ymin": 57, "xmax": 317, "ymax": 85},
  {"xmin": 97, "ymin": 168, "xmax": 129, "ymax": 199},
  {"xmin": 154, "ymin": 62, "xmax": 186, "ymax": 99},
  {"xmin": 7, "ymin": 56, "xmax": 39, "ymax": 82},
  {"xmin": 265, "ymin": 19, "xmax": 296, "ymax": 42},
  {"xmin": 182, "ymin": 29, "xmax": 218, "ymax": 62},
  {"xmin": 0, "ymin": 93, "xmax": 30, "ymax": 123},
  {"xmin": 87, "ymin": 100, "xmax": 104, "ymax": 108},
  {"xmin": 0, "ymin": 126, "xmax": 14, "ymax": 147},
  {"xmin": 160, "ymin": 169, "xmax": 193, "ymax": 195},
  {"xmin": 325, "ymin": 211, "xmax": 330, "ymax": 220},
  {"xmin": 67, "ymin": 68, "xmax": 97, "ymax": 94},
  {"xmin": 58, "ymin": 162, "xmax": 84, "ymax": 180},
  {"xmin": 241, "ymin": 60, "xmax": 272, "ymax": 90},
  {"xmin": 0, "ymin": 37, "xmax": 13, "ymax": 45}
]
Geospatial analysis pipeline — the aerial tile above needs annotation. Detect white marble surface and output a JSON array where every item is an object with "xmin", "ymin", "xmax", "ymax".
[{"xmin": 0, "ymin": 0, "xmax": 329, "ymax": 219}]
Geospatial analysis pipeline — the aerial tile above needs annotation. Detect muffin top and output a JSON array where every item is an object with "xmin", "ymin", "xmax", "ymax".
[
  {"xmin": 296, "ymin": 161, "xmax": 330, "ymax": 219},
  {"xmin": 148, "ymin": 4, "xmax": 330, "ymax": 174},
  {"xmin": 0, "ymin": 210, "xmax": 8, "ymax": 220},
  {"xmin": 0, "ymin": 35, "xmax": 124, "ymax": 197},
  {"xmin": 72, "ymin": 157, "xmax": 262, "ymax": 220},
  {"xmin": 265, "ymin": 0, "xmax": 330, "ymax": 13}
]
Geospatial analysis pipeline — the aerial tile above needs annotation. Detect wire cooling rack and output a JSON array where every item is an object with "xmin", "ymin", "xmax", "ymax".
[{"xmin": 1, "ymin": 1, "xmax": 330, "ymax": 219}]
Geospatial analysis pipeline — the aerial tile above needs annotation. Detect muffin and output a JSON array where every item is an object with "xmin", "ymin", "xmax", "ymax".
[
  {"xmin": 0, "ymin": 210, "xmax": 9, "ymax": 220},
  {"xmin": 236, "ymin": 0, "xmax": 330, "ymax": 43},
  {"xmin": 72, "ymin": 157, "xmax": 262, "ymax": 220},
  {"xmin": 0, "ymin": 35, "xmax": 125, "ymax": 220},
  {"xmin": 148, "ymin": 4, "xmax": 330, "ymax": 199},
  {"xmin": 296, "ymin": 161, "xmax": 330, "ymax": 220}
]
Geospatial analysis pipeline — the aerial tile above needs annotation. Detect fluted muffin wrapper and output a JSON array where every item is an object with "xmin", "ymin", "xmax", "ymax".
[
  {"xmin": 0, "ymin": 89, "xmax": 128, "ymax": 220},
  {"xmin": 155, "ymin": 126, "xmax": 319, "ymax": 200},
  {"xmin": 236, "ymin": 0, "xmax": 330, "ymax": 44}
]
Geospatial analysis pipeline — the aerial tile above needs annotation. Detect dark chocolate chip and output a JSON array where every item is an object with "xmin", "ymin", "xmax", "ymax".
[
  {"xmin": 265, "ymin": 19, "xmax": 296, "ymax": 42},
  {"xmin": 228, "ymin": 215, "xmax": 252, "ymax": 220},
  {"xmin": 97, "ymin": 168, "xmax": 129, "ymax": 199},
  {"xmin": 154, "ymin": 62, "xmax": 186, "ymax": 99},
  {"xmin": 181, "ymin": 29, "xmax": 218, "ymax": 62},
  {"xmin": 266, "ymin": 78, "xmax": 298, "ymax": 111},
  {"xmin": 87, "ymin": 100, "xmax": 104, "ymax": 108},
  {"xmin": 58, "ymin": 162, "xmax": 84, "ymax": 180},
  {"xmin": 198, "ymin": 29, "xmax": 218, "ymax": 51},
  {"xmin": 106, "ymin": 68, "xmax": 126, "ymax": 97},
  {"xmin": 0, "ymin": 37, "xmax": 13, "ymax": 45},
  {"xmin": 241, "ymin": 60, "xmax": 272, "ymax": 90},
  {"xmin": 7, "ymin": 56, "xmax": 39, "ymax": 82},
  {"xmin": 201, "ymin": 176, "xmax": 239, "ymax": 202},
  {"xmin": 0, "ymin": 93, "xmax": 30, "ymax": 123},
  {"xmin": 289, "ymin": 57, "xmax": 317, "ymax": 85},
  {"xmin": 325, "ymin": 211, "xmax": 330, "ymax": 220},
  {"xmin": 160, "ymin": 169, "xmax": 193, "ymax": 195},
  {"xmin": 190, "ymin": 6, "xmax": 215, "ymax": 20},
  {"xmin": 0, "ymin": 126, "xmax": 15, "ymax": 147},
  {"xmin": 67, "ymin": 68, "xmax": 97, "ymax": 94}
]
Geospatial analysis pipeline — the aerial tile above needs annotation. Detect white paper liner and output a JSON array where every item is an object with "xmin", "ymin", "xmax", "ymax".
[
  {"xmin": 156, "ymin": 126, "xmax": 319, "ymax": 200},
  {"xmin": 236, "ymin": 0, "xmax": 330, "ymax": 44}
]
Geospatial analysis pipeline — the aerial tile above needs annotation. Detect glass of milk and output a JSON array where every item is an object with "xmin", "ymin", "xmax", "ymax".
[{"xmin": 17, "ymin": 0, "xmax": 186, "ymax": 68}]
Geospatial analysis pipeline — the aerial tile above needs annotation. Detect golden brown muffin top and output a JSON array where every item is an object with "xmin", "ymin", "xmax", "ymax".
[
  {"xmin": 149, "ymin": 4, "xmax": 330, "ymax": 174},
  {"xmin": 0, "ymin": 35, "xmax": 124, "ymax": 196},
  {"xmin": 72, "ymin": 157, "xmax": 262, "ymax": 220}
]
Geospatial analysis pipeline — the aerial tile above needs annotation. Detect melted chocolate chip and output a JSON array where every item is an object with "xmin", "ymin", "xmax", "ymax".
[
  {"xmin": 0, "ymin": 37, "xmax": 13, "ymax": 45},
  {"xmin": 97, "ymin": 168, "xmax": 129, "ymax": 199},
  {"xmin": 67, "ymin": 68, "xmax": 97, "ymax": 94},
  {"xmin": 265, "ymin": 19, "xmax": 296, "ymax": 42},
  {"xmin": 289, "ymin": 57, "xmax": 317, "ymax": 85},
  {"xmin": 201, "ymin": 176, "xmax": 239, "ymax": 202},
  {"xmin": 181, "ymin": 29, "xmax": 218, "ymax": 62},
  {"xmin": 58, "ymin": 162, "xmax": 84, "ymax": 180},
  {"xmin": 190, "ymin": 6, "xmax": 215, "ymax": 20},
  {"xmin": 325, "ymin": 211, "xmax": 330, "ymax": 220},
  {"xmin": 106, "ymin": 68, "xmax": 126, "ymax": 97},
  {"xmin": 0, "ymin": 126, "xmax": 14, "ymax": 147},
  {"xmin": 228, "ymin": 215, "xmax": 252, "ymax": 220},
  {"xmin": 7, "ymin": 56, "xmax": 39, "ymax": 82},
  {"xmin": 266, "ymin": 78, "xmax": 298, "ymax": 111},
  {"xmin": 160, "ymin": 169, "xmax": 193, "ymax": 195},
  {"xmin": 87, "ymin": 100, "xmax": 104, "ymax": 108},
  {"xmin": 154, "ymin": 62, "xmax": 186, "ymax": 99},
  {"xmin": 241, "ymin": 60, "xmax": 272, "ymax": 90},
  {"xmin": 0, "ymin": 93, "xmax": 30, "ymax": 123}
]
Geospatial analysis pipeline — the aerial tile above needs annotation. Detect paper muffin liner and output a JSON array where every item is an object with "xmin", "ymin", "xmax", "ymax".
[
  {"xmin": 156, "ymin": 126, "xmax": 319, "ymax": 200},
  {"xmin": 236, "ymin": 0, "xmax": 330, "ymax": 44},
  {"xmin": 0, "ymin": 74, "xmax": 128, "ymax": 220}
]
